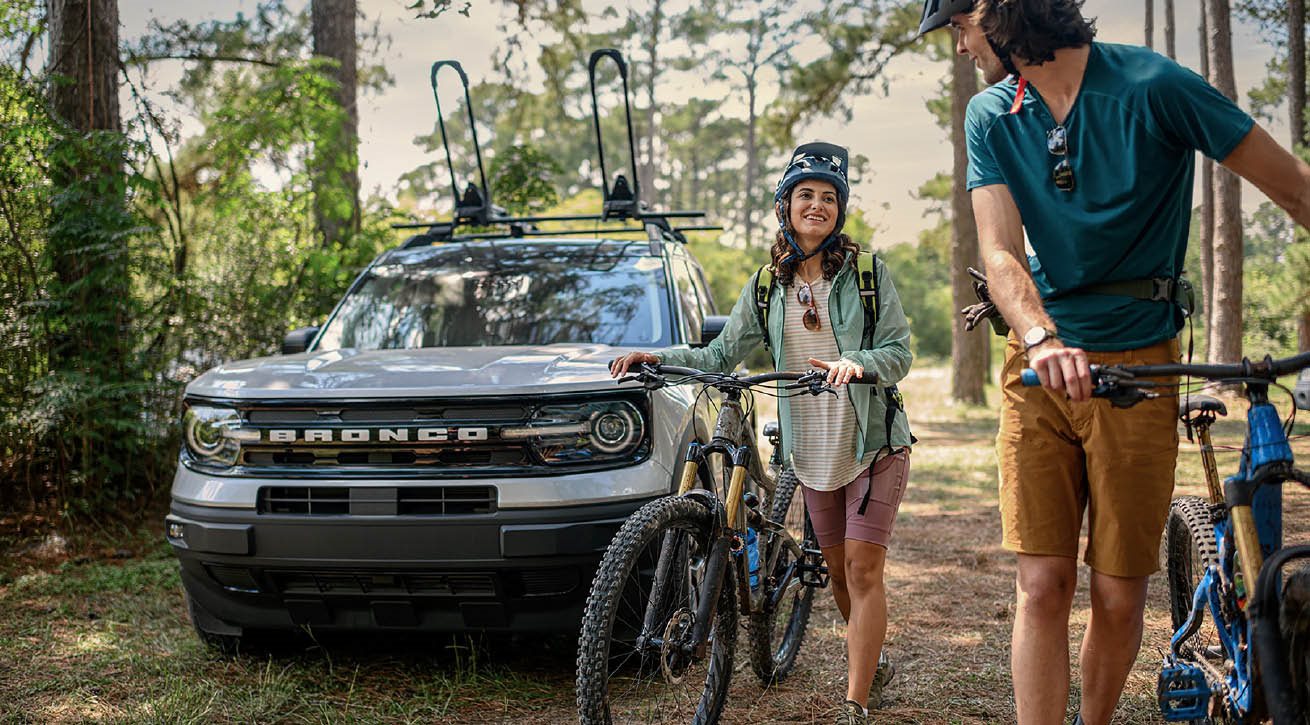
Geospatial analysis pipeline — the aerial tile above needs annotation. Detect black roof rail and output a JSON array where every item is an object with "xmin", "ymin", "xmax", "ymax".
[{"xmin": 392, "ymin": 51, "xmax": 722, "ymax": 247}]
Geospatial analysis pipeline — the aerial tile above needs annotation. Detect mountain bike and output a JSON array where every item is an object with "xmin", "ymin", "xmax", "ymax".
[
  {"xmin": 1022, "ymin": 351, "xmax": 1310, "ymax": 723},
  {"xmin": 576, "ymin": 364, "xmax": 862, "ymax": 724}
]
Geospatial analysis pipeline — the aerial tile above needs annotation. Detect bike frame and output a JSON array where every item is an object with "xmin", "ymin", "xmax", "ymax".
[{"xmin": 1172, "ymin": 380, "xmax": 1310, "ymax": 722}]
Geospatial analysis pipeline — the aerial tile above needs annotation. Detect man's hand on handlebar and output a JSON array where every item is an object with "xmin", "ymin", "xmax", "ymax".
[
  {"xmin": 610, "ymin": 352, "xmax": 659, "ymax": 379},
  {"xmin": 807, "ymin": 357, "xmax": 863, "ymax": 387},
  {"xmin": 1027, "ymin": 341, "xmax": 1093, "ymax": 402}
]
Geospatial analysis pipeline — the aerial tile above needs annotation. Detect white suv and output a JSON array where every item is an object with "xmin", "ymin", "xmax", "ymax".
[{"xmin": 167, "ymin": 232, "xmax": 731, "ymax": 649}]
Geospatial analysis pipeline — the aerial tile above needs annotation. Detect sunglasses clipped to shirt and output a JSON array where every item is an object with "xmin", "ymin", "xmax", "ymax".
[
  {"xmin": 1047, "ymin": 125, "xmax": 1075, "ymax": 192},
  {"xmin": 1010, "ymin": 78, "xmax": 1076, "ymax": 192},
  {"xmin": 797, "ymin": 281, "xmax": 822, "ymax": 331}
]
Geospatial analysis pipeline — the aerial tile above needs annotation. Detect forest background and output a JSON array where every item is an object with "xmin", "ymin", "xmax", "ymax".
[{"xmin": 0, "ymin": 0, "xmax": 1307, "ymax": 520}]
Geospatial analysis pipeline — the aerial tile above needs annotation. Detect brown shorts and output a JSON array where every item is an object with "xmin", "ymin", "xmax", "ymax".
[
  {"xmin": 802, "ymin": 450, "xmax": 911, "ymax": 550},
  {"xmin": 997, "ymin": 336, "xmax": 1180, "ymax": 577}
]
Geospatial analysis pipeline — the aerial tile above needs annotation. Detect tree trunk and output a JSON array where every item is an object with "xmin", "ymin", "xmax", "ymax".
[
  {"xmin": 1197, "ymin": 0, "xmax": 1214, "ymax": 343},
  {"xmin": 1164, "ymin": 0, "xmax": 1176, "ymax": 59},
  {"xmin": 311, "ymin": 0, "xmax": 360, "ymax": 247},
  {"xmin": 744, "ymin": 76, "xmax": 758, "ymax": 247},
  {"xmin": 47, "ymin": 0, "xmax": 134, "ymax": 500},
  {"xmin": 1292, "ymin": 0, "xmax": 1309, "ymax": 351},
  {"xmin": 638, "ymin": 0, "xmax": 664, "ymax": 207},
  {"xmin": 47, "ymin": 0, "xmax": 127, "ymax": 358},
  {"xmin": 1205, "ymin": 0, "xmax": 1243, "ymax": 363},
  {"xmin": 1146, "ymin": 0, "xmax": 1155, "ymax": 49},
  {"xmin": 1291, "ymin": 0, "xmax": 1306, "ymax": 147},
  {"xmin": 950, "ymin": 52, "xmax": 986, "ymax": 404}
]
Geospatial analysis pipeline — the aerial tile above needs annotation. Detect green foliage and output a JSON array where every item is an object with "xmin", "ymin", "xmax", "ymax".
[
  {"xmin": 1240, "ymin": 200, "xmax": 1309, "ymax": 357},
  {"xmin": 491, "ymin": 144, "xmax": 562, "ymax": 214}
]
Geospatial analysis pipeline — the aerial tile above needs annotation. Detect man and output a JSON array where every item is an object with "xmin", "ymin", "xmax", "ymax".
[{"xmin": 918, "ymin": 1, "xmax": 1310, "ymax": 723}]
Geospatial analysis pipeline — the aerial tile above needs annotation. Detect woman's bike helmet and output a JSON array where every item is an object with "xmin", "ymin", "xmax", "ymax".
[{"xmin": 773, "ymin": 141, "xmax": 850, "ymax": 263}]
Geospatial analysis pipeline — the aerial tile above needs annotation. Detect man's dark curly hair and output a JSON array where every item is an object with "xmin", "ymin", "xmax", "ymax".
[{"xmin": 973, "ymin": 0, "xmax": 1097, "ymax": 66}]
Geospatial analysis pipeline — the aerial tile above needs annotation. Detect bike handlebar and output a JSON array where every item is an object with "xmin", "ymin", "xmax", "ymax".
[
  {"xmin": 617, "ymin": 363, "xmax": 879, "ymax": 391},
  {"xmin": 1020, "ymin": 350, "xmax": 1310, "ymax": 389}
]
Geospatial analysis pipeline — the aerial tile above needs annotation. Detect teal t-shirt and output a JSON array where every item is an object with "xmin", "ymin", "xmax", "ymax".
[{"xmin": 965, "ymin": 42, "xmax": 1254, "ymax": 351}]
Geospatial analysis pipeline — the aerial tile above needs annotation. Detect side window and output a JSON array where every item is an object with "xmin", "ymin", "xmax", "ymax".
[
  {"xmin": 689, "ymin": 262, "xmax": 717, "ymax": 315},
  {"xmin": 670, "ymin": 258, "xmax": 704, "ymax": 344}
]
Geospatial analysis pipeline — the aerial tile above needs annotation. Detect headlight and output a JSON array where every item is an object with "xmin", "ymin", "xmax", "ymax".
[
  {"xmin": 502, "ymin": 400, "xmax": 646, "ymax": 465},
  {"xmin": 183, "ymin": 405, "xmax": 242, "ymax": 467}
]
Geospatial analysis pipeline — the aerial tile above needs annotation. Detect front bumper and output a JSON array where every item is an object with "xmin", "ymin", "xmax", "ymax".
[{"xmin": 168, "ymin": 496, "xmax": 657, "ymax": 633}]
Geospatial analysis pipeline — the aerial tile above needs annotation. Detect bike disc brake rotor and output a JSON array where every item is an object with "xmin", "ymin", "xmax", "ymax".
[{"xmin": 659, "ymin": 608, "xmax": 696, "ymax": 684}]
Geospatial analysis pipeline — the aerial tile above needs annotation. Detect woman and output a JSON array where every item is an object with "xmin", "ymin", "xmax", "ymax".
[{"xmin": 610, "ymin": 142, "xmax": 914, "ymax": 725}]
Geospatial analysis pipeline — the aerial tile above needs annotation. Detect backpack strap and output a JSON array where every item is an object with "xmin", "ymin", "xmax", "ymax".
[
  {"xmin": 856, "ymin": 252, "xmax": 879, "ymax": 350},
  {"xmin": 752, "ymin": 265, "xmax": 775, "ymax": 350}
]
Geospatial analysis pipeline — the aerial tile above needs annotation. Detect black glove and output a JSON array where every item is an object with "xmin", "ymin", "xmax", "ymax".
[{"xmin": 959, "ymin": 267, "xmax": 1010, "ymax": 336}]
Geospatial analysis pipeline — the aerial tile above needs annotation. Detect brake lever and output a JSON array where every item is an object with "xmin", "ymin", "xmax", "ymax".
[{"xmin": 806, "ymin": 379, "xmax": 838, "ymax": 397}]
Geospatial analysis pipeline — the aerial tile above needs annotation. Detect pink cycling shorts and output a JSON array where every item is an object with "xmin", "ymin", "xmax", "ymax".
[{"xmin": 801, "ymin": 450, "xmax": 911, "ymax": 549}]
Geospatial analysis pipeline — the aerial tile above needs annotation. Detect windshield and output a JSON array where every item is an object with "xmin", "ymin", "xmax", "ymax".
[{"xmin": 315, "ymin": 243, "xmax": 673, "ymax": 350}]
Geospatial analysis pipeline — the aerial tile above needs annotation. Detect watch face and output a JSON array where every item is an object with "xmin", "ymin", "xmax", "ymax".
[{"xmin": 1024, "ymin": 327, "xmax": 1048, "ymax": 346}]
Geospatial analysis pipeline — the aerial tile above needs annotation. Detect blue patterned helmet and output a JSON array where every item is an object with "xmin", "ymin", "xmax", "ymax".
[{"xmin": 773, "ymin": 142, "xmax": 850, "ymax": 251}]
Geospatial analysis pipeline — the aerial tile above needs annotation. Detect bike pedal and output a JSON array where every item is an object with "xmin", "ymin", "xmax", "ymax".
[{"xmin": 1157, "ymin": 660, "xmax": 1211, "ymax": 721}]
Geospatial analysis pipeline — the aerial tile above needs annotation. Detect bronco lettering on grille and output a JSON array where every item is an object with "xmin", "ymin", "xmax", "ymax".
[{"xmin": 263, "ymin": 427, "xmax": 490, "ymax": 443}]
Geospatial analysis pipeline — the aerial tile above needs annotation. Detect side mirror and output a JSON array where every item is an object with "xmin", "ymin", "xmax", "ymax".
[
  {"xmin": 282, "ymin": 326, "xmax": 320, "ymax": 355},
  {"xmin": 1295, "ymin": 369, "xmax": 1310, "ymax": 412},
  {"xmin": 694, "ymin": 316, "xmax": 729, "ymax": 348}
]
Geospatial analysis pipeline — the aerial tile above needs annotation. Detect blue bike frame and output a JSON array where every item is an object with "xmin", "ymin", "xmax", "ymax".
[{"xmin": 1166, "ymin": 395, "xmax": 1291, "ymax": 721}]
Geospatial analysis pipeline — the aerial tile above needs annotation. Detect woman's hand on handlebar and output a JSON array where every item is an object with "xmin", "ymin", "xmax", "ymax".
[
  {"xmin": 1027, "ymin": 342, "xmax": 1093, "ymax": 402},
  {"xmin": 807, "ymin": 357, "xmax": 863, "ymax": 387},
  {"xmin": 610, "ymin": 352, "xmax": 660, "ymax": 379}
]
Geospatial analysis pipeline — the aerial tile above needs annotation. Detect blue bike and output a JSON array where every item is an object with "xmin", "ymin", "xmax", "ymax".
[{"xmin": 1023, "ymin": 352, "xmax": 1310, "ymax": 723}]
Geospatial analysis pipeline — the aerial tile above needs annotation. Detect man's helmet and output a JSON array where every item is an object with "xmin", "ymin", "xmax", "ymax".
[
  {"xmin": 918, "ymin": 0, "xmax": 975, "ymax": 36},
  {"xmin": 773, "ymin": 142, "xmax": 850, "ymax": 262},
  {"xmin": 918, "ymin": 0, "xmax": 1019, "ymax": 77}
]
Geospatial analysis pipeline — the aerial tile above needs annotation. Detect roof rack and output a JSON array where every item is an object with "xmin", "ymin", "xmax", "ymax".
[{"xmin": 393, "ymin": 50, "xmax": 721, "ymax": 247}]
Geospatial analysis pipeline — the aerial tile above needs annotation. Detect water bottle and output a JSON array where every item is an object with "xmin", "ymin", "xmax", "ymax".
[{"xmin": 745, "ymin": 527, "xmax": 761, "ymax": 590}]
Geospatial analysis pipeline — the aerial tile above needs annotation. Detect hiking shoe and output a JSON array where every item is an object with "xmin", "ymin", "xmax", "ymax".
[
  {"xmin": 867, "ymin": 652, "xmax": 897, "ymax": 709},
  {"xmin": 835, "ymin": 699, "xmax": 867, "ymax": 725}
]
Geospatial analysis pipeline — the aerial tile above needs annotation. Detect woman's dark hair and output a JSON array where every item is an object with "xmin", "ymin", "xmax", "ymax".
[
  {"xmin": 974, "ymin": 0, "xmax": 1097, "ymax": 66},
  {"xmin": 768, "ymin": 188, "xmax": 861, "ymax": 287}
]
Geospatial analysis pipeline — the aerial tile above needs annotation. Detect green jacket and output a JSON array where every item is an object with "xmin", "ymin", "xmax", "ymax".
[{"xmin": 657, "ymin": 253, "xmax": 914, "ymax": 465}]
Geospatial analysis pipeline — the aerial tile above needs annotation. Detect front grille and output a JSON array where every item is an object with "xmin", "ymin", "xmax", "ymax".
[
  {"xmin": 268, "ymin": 570, "xmax": 498, "ymax": 597},
  {"xmin": 187, "ymin": 394, "xmax": 651, "ymax": 477},
  {"xmin": 258, "ymin": 485, "xmax": 496, "ymax": 515},
  {"xmin": 260, "ymin": 486, "xmax": 349, "ymax": 515},
  {"xmin": 240, "ymin": 446, "xmax": 528, "ymax": 468}
]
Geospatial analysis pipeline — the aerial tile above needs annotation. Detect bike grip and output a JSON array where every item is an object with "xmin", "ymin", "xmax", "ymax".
[
  {"xmin": 1020, "ymin": 369, "xmax": 1040, "ymax": 386},
  {"xmin": 848, "ymin": 372, "xmax": 879, "ymax": 385}
]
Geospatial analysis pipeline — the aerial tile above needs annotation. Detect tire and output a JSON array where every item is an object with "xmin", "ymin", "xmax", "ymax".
[
  {"xmin": 1280, "ymin": 567, "xmax": 1310, "ymax": 723},
  {"xmin": 576, "ymin": 496, "xmax": 736, "ymax": 725},
  {"xmin": 747, "ymin": 467, "xmax": 816, "ymax": 685},
  {"xmin": 1163, "ymin": 496, "xmax": 1230, "ymax": 724}
]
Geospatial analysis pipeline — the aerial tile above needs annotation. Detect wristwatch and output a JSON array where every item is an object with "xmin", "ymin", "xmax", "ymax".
[{"xmin": 1022, "ymin": 325, "xmax": 1058, "ymax": 352}]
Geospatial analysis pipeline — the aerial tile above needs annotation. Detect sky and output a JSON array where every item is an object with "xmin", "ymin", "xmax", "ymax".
[{"xmin": 117, "ymin": 0, "xmax": 1290, "ymax": 247}]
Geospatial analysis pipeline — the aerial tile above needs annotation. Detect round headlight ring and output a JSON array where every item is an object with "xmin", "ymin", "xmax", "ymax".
[
  {"xmin": 183, "ymin": 406, "xmax": 241, "ymax": 465},
  {"xmin": 588, "ymin": 403, "xmax": 643, "ymax": 455}
]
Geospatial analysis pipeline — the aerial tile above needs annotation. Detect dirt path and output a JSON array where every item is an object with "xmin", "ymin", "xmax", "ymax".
[{"xmin": 3, "ymin": 365, "xmax": 1307, "ymax": 724}]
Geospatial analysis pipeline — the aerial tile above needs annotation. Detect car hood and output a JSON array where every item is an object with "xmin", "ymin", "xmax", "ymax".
[{"xmin": 185, "ymin": 345, "xmax": 649, "ymax": 400}]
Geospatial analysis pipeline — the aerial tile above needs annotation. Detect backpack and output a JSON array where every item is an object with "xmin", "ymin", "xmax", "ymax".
[{"xmin": 749, "ymin": 252, "xmax": 914, "ymax": 514}]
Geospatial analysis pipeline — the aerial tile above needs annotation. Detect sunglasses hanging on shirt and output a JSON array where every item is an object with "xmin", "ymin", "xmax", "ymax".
[{"xmin": 1047, "ymin": 125, "xmax": 1075, "ymax": 192}]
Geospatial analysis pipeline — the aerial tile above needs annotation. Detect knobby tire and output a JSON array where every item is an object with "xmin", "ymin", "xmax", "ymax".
[
  {"xmin": 746, "ymin": 467, "xmax": 816, "ymax": 685},
  {"xmin": 576, "ymin": 496, "xmax": 736, "ymax": 724}
]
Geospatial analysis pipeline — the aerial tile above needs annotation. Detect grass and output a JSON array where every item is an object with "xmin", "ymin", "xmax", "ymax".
[{"xmin": 1, "ymin": 364, "xmax": 1307, "ymax": 723}]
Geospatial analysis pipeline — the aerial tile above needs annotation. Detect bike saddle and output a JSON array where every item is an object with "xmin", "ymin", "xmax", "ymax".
[{"xmin": 1179, "ymin": 395, "xmax": 1227, "ymax": 418}]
